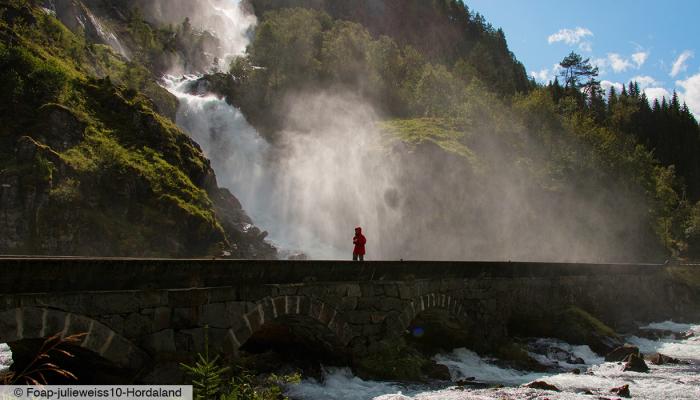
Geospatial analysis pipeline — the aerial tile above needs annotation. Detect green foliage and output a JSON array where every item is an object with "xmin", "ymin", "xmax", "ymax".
[
  {"xmin": 181, "ymin": 328, "xmax": 300, "ymax": 400},
  {"xmin": 412, "ymin": 63, "xmax": 464, "ymax": 116},
  {"xmin": 380, "ymin": 118, "xmax": 477, "ymax": 164},
  {"xmin": 222, "ymin": 371, "xmax": 300, "ymax": 400},
  {"xmin": 0, "ymin": 3, "xmax": 228, "ymax": 256},
  {"xmin": 355, "ymin": 340, "xmax": 426, "ymax": 381},
  {"xmin": 247, "ymin": 0, "xmax": 531, "ymax": 95},
  {"xmin": 181, "ymin": 328, "xmax": 231, "ymax": 400}
]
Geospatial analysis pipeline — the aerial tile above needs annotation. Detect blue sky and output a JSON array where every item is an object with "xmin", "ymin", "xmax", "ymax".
[{"xmin": 468, "ymin": 0, "xmax": 700, "ymax": 115}]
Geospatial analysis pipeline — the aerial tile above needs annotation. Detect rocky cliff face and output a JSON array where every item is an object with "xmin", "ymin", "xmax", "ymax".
[{"xmin": 0, "ymin": 2, "xmax": 275, "ymax": 258}]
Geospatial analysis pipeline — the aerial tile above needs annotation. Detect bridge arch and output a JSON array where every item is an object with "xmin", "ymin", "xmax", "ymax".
[
  {"xmin": 0, "ymin": 307, "xmax": 149, "ymax": 375},
  {"xmin": 223, "ymin": 296, "xmax": 354, "ymax": 357},
  {"xmin": 395, "ymin": 293, "xmax": 468, "ymax": 334}
]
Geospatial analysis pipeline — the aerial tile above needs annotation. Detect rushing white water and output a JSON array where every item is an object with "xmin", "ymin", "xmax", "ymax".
[
  {"xmin": 629, "ymin": 321, "xmax": 700, "ymax": 360},
  {"xmin": 165, "ymin": 77, "xmax": 401, "ymax": 258},
  {"xmin": 0, "ymin": 343, "xmax": 12, "ymax": 375},
  {"xmin": 286, "ymin": 321, "xmax": 700, "ymax": 400}
]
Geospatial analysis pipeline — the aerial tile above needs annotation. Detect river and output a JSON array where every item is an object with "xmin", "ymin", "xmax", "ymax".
[{"xmin": 286, "ymin": 321, "xmax": 700, "ymax": 400}]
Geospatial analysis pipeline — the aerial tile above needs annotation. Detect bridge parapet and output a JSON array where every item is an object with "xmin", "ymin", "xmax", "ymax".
[{"xmin": 0, "ymin": 258, "xmax": 693, "ymax": 382}]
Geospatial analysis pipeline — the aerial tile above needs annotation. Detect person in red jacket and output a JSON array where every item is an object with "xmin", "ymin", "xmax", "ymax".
[{"xmin": 352, "ymin": 227, "xmax": 366, "ymax": 261}]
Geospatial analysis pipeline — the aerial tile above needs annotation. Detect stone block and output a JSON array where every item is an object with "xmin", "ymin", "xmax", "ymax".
[
  {"xmin": 21, "ymin": 307, "xmax": 45, "ymax": 338},
  {"xmin": 346, "ymin": 311, "xmax": 372, "ymax": 325},
  {"xmin": 123, "ymin": 312, "xmax": 152, "ymax": 337},
  {"xmin": 225, "ymin": 301, "xmax": 249, "ymax": 326},
  {"xmin": 198, "ymin": 303, "xmax": 227, "ymax": 328},
  {"xmin": 138, "ymin": 291, "xmax": 168, "ymax": 308},
  {"xmin": 172, "ymin": 307, "xmax": 199, "ymax": 330},
  {"xmin": 370, "ymin": 313, "xmax": 386, "ymax": 324},
  {"xmin": 340, "ymin": 296, "xmax": 358, "ymax": 311},
  {"xmin": 44, "ymin": 309, "xmax": 71, "ymax": 337},
  {"xmin": 153, "ymin": 307, "xmax": 171, "ymax": 331},
  {"xmin": 378, "ymin": 298, "xmax": 404, "ymax": 312},
  {"xmin": 206, "ymin": 287, "xmax": 237, "ymax": 303},
  {"xmin": 141, "ymin": 329, "xmax": 176, "ymax": 353},
  {"xmin": 168, "ymin": 289, "xmax": 209, "ymax": 308},
  {"xmin": 0, "ymin": 309, "xmax": 19, "ymax": 342},
  {"xmin": 384, "ymin": 285, "xmax": 399, "ymax": 298},
  {"xmin": 340, "ymin": 284, "xmax": 362, "ymax": 297},
  {"xmin": 91, "ymin": 292, "xmax": 141, "ymax": 314},
  {"xmin": 272, "ymin": 297, "xmax": 286, "ymax": 318}
]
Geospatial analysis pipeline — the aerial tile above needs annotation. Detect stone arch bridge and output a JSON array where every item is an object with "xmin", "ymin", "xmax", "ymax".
[{"xmin": 0, "ymin": 258, "xmax": 694, "ymax": 381}]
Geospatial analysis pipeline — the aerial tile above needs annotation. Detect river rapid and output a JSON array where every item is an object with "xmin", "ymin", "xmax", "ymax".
[{"xmin": 285, "ymin": 321, "xmax": 700, "ymax": 400}]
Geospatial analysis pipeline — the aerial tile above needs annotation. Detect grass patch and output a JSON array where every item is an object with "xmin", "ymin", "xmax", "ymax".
[{"xmin": 380, "ymin": 118, "xmax": 478, "ymax": 164}]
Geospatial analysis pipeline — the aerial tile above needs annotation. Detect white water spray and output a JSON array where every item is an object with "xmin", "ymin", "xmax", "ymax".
[
  {"xmin": 287, "ymin": 323, "xmax": 700, "ymax": 400},
  {"xmin": 165, "ymin": 77, "xmax": 402, "ymax": 258}
]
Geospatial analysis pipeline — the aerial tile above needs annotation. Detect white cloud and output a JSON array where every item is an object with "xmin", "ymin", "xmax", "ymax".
[
  {"xmin": 608, "ymin": 53, "xmax": 633, "ymax": 73},
  {"xmin": 644, "ymin": 87, "xmax": 672, "ymax": 104},
  {"xmin": 579, "ymin": 41, "xmax": 593, "ymax": 52},
  {"xmin": 548, "ymin": 27, "xmax": 593, "ymax": 45},
  {"xmin": 530, "ymin": 64, "xmax": 563, "ymax": 84},
  {"xmin": 593, "ymin": 53, "xmax": 647, "ymax": 75},
  {"xmin": 591, "ymin": 57, "xmax": 608, "ymax": 74},
  {"xmin": 531, "ymin": 68, "xmax": 551, "ymax": 83},
  {"xmin": 677, "ymin": 73, "xmax": 700, "ymax": 116},
  {"xmin": 601, "ymin": 80, "xmax": 623, "ymax": 94},
  {"xmin": 670, "ymin": 50, "xmax": 693, "ymax": 78},
  {"xmin": 630, "ymin": 75, "xmax": 658, "ymax": 89},
  {"xmin": 631, "ymin": 51, "xmax": 649, "ymax": 68}
]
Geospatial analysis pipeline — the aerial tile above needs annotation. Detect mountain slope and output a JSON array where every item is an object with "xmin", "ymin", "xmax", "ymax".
[{"xmin": 0, "ymin": 2, "xmax": 274, "ymax": 258}]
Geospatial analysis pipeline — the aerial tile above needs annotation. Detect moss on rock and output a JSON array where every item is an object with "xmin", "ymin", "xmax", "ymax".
[{"xmin": 509, "ymin": 306, "xmax": 621, "ymax": 355}]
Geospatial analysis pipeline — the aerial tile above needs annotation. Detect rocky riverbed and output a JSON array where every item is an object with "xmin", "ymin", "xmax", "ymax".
[{"xmin": 285, "ymin": 321, "xmax": 700, "ymax": 400}]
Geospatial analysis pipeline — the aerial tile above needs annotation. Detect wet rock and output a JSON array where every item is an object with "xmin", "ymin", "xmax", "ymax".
[
  {"xmin": 610, "ymin": 383, "xmax": 631, "ymax": 398},
  {"xmin": 524, "ymin": 381, "xmax": 560, "ymax": 391},
  {"xmin": 36, "ymin": 104, "xmax": 86, "ymax": 151},
  {"xmin": 605, "ymin": 344, "xmax": 640, "ymax": 362},
  {"xmin": 622, "ymin": 353, "xmax": 649, "ymax": 373},
  {"xmin": 455, "ymin": 377, "xmax": 475, "ymax": 386},
  {"xmin": 571, "ymin": 368, "xmax": 581, "ymax": 374},
  {"xmin": 510, "ymin": 306, "xmax": 621, "ymax": 355},
  {"xmin": 547, "ymin": 346, "xmax": 585, "ymax": 365},
  {"xmin": 648, "ymin": 352, "xmax": 681, "ymax": 365},
  {"xmin": 453, "ymin": 379, "xmax": 492, "ymax": 389},
  {"xmin": 676, "ymin": 330, "xmax": 694, "ymax": 340},
  {"xmin": 634, "ymin": 328, "xmax": 675, "ymax": 340},
  {"xmin": 420, "ymin": 361, "xmax": 451, "ymax": 381}
]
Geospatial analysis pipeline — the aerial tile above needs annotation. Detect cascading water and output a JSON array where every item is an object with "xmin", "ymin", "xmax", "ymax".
[
  {"xmin": 156, "ymin": 0, "xmax": 402, "ymax": 259},
  {"xmin": 287, "ymin": 321, "xmax": 700, "ymax": 400},
  {"xmin": 165, "ymin": 76, "xmax": 402, "ymax": 258},
  {"xmin": 84, "ymin": 8, "xmax": 130, "ymax": 59}
]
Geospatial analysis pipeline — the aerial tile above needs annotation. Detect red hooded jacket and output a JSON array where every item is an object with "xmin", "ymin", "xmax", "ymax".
[{"xmin": 353, "ymin": 227, "xmax": 366, "ymax": 255}]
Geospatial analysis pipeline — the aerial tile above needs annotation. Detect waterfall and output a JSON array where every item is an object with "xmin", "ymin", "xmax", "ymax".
[{"xmin": 164, "ymin": 77, "xmax": 401, "ymax": 259}]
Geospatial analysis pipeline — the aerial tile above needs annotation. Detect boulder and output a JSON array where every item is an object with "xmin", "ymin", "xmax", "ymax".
[
  {"xmin": 676, "ymin": 330, "xmax": 695, "ymax": 340},
  {"xmin": 455, "ymin": 377, "xmax": 475, "ymax": 386},
  {"xmin": 605, "ymin": 344, "xmax": 640, "ymax": 362},
  {"xmin": 622, "ymin": 353, "xmax": 649, "ymax": 373},
  {"xmin": 420, "ymin": 361, "xmax": 451, "ymax": 381},
  {"xmin": 524, "ymin": 381, "xmax": 560, "ymax": 391},
  {"xmin": 36, "ymin": 104, "xmax": 86, "ymax": 151},
  {"xmin": 648, "ymin": 353, "xmax": 681, "ymax": 365},
  {"xmin": 610, "ymin": 383, "xmax": 631, "ymax": 398}
]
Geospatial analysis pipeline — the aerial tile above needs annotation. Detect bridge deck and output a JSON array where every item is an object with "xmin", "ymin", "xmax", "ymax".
[{"xmin": 0, "ymin": 257, "xmax": 666, "ymax": 294}]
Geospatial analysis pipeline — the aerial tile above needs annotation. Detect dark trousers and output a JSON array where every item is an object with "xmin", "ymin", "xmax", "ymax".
[{"xmin": 353, "ymin": 253, "xmax": 364, "ymax": 261}]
